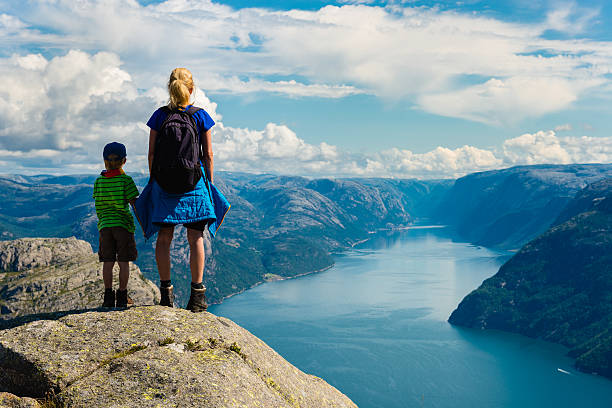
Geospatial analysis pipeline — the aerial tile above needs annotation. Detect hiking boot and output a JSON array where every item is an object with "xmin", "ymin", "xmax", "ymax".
[
  {"xmin": 102, "ymin": 289, "xmax": 115, "ymax": 308},
  {"xmin": 186, "ymin": 286, "xmax": 207, "ymax": 313},
  {"xmin": 116, "ymin": 289, "xmax": 132, "ymax": 308},
  {"xmin": 159, "ymin": 285, "xmax": 174, "ymax": 307}
]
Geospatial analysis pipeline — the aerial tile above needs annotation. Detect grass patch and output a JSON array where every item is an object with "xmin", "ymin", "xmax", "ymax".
[
  {"xmin": 157, "ymin": 337, "xmax": 174, "ymax": 346},
  {"xmin": 229, "ymin": 342, "xmax": 242, "ymax": 354},
  {"xmin": 185, "ymin": 338, "xmax": 207, "ymax": 352},
  {"xmin": 99, "ymin": 343, "xmax": 147, "ymax": 366}
]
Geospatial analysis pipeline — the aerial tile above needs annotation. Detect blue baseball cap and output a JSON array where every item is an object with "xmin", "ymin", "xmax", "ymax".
[{"xmin": 103, "ymin": 142, "xmax": 127, "ymax": 160}]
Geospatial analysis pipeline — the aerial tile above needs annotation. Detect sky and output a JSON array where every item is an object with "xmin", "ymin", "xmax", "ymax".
[{"xmin": 1, "ymin": 0, "xmax": 612, "ymax": 179}]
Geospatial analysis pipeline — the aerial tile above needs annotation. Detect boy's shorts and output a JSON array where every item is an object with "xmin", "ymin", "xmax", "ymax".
[{"xmin": 98, "ymin": 227, "xmax": 138, "ymax": 262}]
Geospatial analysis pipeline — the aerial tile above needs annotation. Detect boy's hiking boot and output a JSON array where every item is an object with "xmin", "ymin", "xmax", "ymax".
[
  {"xmin": 102, "ymin": 288, "xmax": 115, "ymax": 308},
  {"xmin": 116, "ymin": 289, "xmax": 132, "ymax": 308},
  {"xmin": 186, "ymin": 286, "xmax": 207, "ymax": 313},
  {"xmin": 159, "ymin": 285, "xmax": 174, "ymax": 307}
]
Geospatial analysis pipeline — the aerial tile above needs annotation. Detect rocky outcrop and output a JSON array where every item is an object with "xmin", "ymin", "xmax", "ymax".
[
  {"xmin": 449, "ymin": 179, "xmax": 612, "ymax": 377},
  {"xmin": 0, "ymin": 392, "xmax": 40, "ymax": 408},
  {"xmin": 0, "ymin": 306, "xmax": 357, "ymax": 408},
  {"xmin": 0, "ymin": 238, "xmax": 159, "ymax": 324}
]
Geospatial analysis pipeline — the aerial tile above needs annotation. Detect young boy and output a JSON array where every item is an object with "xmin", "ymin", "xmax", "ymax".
[{"xmin": 93, "ymin": 142, "xmax": 139, "ymax": 308}]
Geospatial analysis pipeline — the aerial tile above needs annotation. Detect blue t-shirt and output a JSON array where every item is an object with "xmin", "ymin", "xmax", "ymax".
[{"xmin": 146, "ymin": 105, "xmax": 215, "ymax": 139}]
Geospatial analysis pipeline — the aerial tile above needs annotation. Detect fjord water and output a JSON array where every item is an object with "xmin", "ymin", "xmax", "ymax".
[{"xmin": 209, "ymin": 228, "xmax": 612, "ymax": 408}]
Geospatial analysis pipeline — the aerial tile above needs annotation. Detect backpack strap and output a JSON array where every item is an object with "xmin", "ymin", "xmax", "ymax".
[
  {"xmin": 184, "ymin": 106, "xmax": 206, "ymax": 173},
  {"xmin": 186, "ymin": 106, "xmax": 201, "ymax": 116}
]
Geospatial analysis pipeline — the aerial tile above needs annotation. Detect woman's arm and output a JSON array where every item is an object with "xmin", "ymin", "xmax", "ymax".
[
  {"xmin": 148, "ymin": 129, "xmax": 157, "ymax": 174},
  {"xmin": 202, "ymin": 128, "xmax": 214, "ymax": 184}
]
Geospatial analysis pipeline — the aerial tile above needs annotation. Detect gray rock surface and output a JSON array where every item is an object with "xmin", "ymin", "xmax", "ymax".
[
  {"xmin": 0, "ymin": 238, "xmax": 159, "ymax": 323},
  {"xmin": 0, "ymin": 306, "xmax": 357, "ymax": 408},
  {"xmin": 0, "ymin": 237, "xmax": 91, "ymax": 272},
  {"xmin": 0, "ymin": 393, "xmax": 40, "ymax": 408}
]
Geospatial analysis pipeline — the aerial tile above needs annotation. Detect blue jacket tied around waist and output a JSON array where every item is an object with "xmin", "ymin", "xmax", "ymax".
[{"xmin": 133, "ymin": 173, "xmax": 230, "ymax": 240}]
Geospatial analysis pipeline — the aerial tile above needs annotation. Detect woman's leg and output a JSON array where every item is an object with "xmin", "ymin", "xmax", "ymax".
[
  {"xmin": 186, "ymin": 227, "xmax": 205, "ymax": 284},
  {"xmin": 156, "ymin": 226, "xmax": 175, "ymax": 281},
  {"xmin": 186, "ymin": 227, "xmax": 207, "ymax": 312}
]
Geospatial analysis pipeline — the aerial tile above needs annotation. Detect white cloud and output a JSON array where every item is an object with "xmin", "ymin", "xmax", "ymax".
[
  {"xmin": 502, "ymin": 130, "xmax": 572, "ymax": 164},
  {"xmin": 202, "ymin": 75, "xmax": 363, "ymax": 98},
  {"xmin": 0, "ymin": 50, "xmax": 611, "ymax": 179},
  {"xmin": 212, "ymin": 127, "xmax": 612, "ymax": 179},
  {"xmin": 419, "ymin": 76, "xmax": 599, "ymax": 125},
  {"xmin": 4, "ymin": 1, "xmax": 612, "ymax": 123},
  {"xmin": 502, "ymin": 130, "xmax": 612, "ymax": 165},
  {"xmin": 545, "ymin": 2, "xmax": 600, "ymax": 35}
]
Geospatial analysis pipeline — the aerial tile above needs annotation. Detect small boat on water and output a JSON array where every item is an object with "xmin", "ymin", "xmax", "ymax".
[{"xmin": 557, "ymin": 368, "xmax": 571, "ymax": 375}]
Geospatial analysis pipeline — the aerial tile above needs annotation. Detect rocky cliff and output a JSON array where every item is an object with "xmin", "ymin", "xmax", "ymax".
[
  {"xmin": 449, "ymin": 178, "xmax": 612, "ymax": 377},
  {"xmin": 0, "ymin": 238, "xmax": 159, "ymax": 325},
  {"xmin": 0, "ymin": 306, "xmax": 357, "ymax": 408}
]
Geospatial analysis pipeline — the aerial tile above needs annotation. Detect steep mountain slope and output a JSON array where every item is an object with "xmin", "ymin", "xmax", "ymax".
[
  {"xmin": 435, "ymin": 164, "xmax": 612, "ymax": 249},
  {"xmin": 0, "ymin": 172, "xmax": 450, "ymax": 306},
  {"xmin": 449, "ymin": 178, "xmax": 612, "ymax": 377}
]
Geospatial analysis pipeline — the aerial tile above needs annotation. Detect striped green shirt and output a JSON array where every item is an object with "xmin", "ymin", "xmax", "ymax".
[{"xmin": 93, "ymin": 173, "xmax": 139, "ymax": 233}]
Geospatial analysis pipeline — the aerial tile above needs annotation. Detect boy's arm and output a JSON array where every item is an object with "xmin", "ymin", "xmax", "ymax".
[{"xmin": 125, "ymin": 177, "xmax": 139, "ymax": 204}]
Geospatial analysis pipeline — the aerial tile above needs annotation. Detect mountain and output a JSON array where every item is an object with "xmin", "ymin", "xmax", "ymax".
[
  {"xmin": 0, "ymin": 306, "xmax": 357, "ymax": 408},
  {"xmin": 0, "ymin": 237, "xmax": 159, "ymax": 325},
  {"xmin": 0, "ymin": 172, "xmax": 451, "ymax": 306},
  {"xmin": 435, "ymin": 164, "xmax": 612, "ymax": 249},
  {"xmin": 449, "ymin": 178, "xmax": 612, "ymax": 377}
]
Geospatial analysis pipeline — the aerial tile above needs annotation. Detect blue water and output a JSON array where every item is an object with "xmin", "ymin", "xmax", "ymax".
[{"xmin": 209, "ymin": 228, "xmax": 612, "ymax": 408}]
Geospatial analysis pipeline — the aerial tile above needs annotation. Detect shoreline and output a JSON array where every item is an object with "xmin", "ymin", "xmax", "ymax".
[
  {"xmin": 211, "ymin": 264, "xmax": 335, "ymax": 305},
  {"xmin": 212, "ymin": 224, "xmax": 448, "ymax": 305}
]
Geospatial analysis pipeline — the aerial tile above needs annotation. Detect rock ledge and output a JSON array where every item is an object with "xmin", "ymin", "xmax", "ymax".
[{"xmin": 0, "ymin": 306, "xmax": 357, "ymax": 408}]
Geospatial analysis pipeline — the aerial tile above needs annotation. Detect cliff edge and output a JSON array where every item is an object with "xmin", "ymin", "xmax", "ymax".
[
  {"xmin": 0, "ymin": 306, "xmax": 357, "ymax": 408},
  {"xmin": 0, "ymin": 237, "xmax": 159, "ymax": 325}
]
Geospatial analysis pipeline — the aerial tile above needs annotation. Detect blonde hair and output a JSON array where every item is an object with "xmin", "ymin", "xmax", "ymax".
[{"xmin": 168, "ymin": 68, "xmax": 194, "ymax": 110}]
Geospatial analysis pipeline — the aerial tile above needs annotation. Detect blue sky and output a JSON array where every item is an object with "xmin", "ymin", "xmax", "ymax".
[{"xmin": 0, "ymin": 0, "xmax": 611, "ymax": 178}]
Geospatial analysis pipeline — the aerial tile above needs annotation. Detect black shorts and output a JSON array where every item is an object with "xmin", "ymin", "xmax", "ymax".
[
  {"xmin": 98, "ymin": 227, "xmax": 138, "ymax": 262},
  {"xmin": 154, "ymin": 220, "xmax": 209, "ymax": 232}
]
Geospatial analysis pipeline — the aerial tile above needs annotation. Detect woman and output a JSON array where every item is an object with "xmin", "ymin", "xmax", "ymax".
[{"xmin": 143, "ymin": 68, "xmax": 221, "ymax": 312}]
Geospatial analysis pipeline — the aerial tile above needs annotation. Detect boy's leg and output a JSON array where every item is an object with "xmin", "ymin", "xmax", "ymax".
[
  {"xmin": 156, "ymin": 226, "xmax": 175, "ymax": 281},
  {"xmin": 99, "ymin": 228, "xmax": 117, "ymax": 308},
  {"xmin": 102, "ymin": 262, "xmax": 115, "ymax": 289},
  {"xmin": 117, "ymin": 262, "xmax": 130, "ymax": 291},
  {"xmin": 114, "ymin": 227, "xmax": 137, "ymax": 289},
  {"xmin": 98, "ymin": 228, "xmax": 117, "ymax": 288},
  {"xmin": 114, "ymin": 227, "xmax": 137, "ymax": 308}
]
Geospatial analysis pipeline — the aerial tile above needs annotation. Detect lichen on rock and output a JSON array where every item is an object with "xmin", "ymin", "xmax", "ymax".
[{"xmin": 0, "ymin": 306, "xmax": 357, "ymax": 408}]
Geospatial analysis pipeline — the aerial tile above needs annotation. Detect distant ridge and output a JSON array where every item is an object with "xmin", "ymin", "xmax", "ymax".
[
  {"xmin": 434, "ymin": 163, "xmax": 612, "ymax": 249},
  {"xmin": 0, "ymin": 172, "xmax": 450, "ymax": 306}
]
